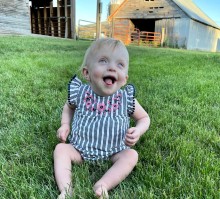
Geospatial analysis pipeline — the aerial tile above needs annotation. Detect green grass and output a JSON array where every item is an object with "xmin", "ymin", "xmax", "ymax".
[{"xmin": 0, "ymin": 35, "xmax": 219, "ymax": 199}]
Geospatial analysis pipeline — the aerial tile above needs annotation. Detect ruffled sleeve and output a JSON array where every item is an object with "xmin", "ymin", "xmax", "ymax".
[
  {"xmin": 68, "ymin": 75, "xmax": 82, "ymax": 106},
  {"xmin": 125, "ymin": 84, "xmax": 136, "ymax": 116}
]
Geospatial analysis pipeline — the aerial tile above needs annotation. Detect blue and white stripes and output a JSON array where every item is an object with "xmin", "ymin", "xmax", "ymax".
[{"xmin": 68, "ymin": 75, "xmax": 135, "ymax": 161}]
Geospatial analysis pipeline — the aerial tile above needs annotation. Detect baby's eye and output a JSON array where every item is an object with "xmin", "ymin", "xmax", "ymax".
[
  {"xmin": 118, "ymin": 62, "xmax": 125, "ymax": 68},
  {"xmin": 99, "ymin": 58, "xmax": 107, "ymax": 64}
]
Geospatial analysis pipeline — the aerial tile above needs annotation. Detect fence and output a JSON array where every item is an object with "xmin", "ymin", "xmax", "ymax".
[
  {"xmin": 77, "ymin": 20, "xmax": 96, "ymax": 40},
  {"xmin": 130, "ymin": 28, "xmax": 161, "ymax": 46}
]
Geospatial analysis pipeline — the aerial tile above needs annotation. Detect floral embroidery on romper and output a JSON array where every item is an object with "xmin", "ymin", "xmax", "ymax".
[{"xmin": 83, "ymin": 91, "xmax": 122, "ymax": 114}]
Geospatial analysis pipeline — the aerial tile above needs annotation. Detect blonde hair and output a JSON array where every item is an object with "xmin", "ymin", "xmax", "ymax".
[{"xmin": 80, "ymin": 38, "xmax": 129, "ymax": 72}]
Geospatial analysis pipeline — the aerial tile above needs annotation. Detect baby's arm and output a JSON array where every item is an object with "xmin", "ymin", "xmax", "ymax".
[
  {"xmin": 57, "ymin": 101, "xmax": 75, "ymax": 143},
  {"xmin": 125, "ymin": 99, "xmax": 150, "ymax": 147}
]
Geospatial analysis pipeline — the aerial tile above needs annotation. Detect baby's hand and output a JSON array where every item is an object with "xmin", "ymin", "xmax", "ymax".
[
  {"xmin": 57, "ymin": 124, "xmax": 70, "ymax": 143},
  {"xmin": 125, "ymin": 127, "xmax": 141, "ymax": 147}
]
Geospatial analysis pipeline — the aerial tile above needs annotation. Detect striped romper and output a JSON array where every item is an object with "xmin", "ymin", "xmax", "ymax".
[{"xmin": 68, "ymin": 75, "xmax": 135, "ymax": 161}]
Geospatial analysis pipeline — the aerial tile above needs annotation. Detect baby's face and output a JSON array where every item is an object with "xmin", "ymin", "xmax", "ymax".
[{"xmin": 83, "ymin": 44, "xmax": 129, "ymax": 96}]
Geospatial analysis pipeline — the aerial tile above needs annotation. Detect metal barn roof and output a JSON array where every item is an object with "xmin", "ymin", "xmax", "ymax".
[{"xmin": 173, "ymin": 0, "xmax": 220, "ymax": 29}]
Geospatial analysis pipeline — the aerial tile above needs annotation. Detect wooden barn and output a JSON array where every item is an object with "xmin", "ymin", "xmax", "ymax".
[
  {"xmin": 0, "ymin": 0, "xmax": 76, "ymax": 38},
  {"xmin": 108, "ymin": 0, "xmax": 220, "ymax": 52}
]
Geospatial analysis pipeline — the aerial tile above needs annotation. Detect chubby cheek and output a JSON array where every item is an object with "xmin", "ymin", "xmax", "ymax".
[
  {"xmin": 90, "ymin": 69, "xmax": 103, "ymax": 81},
  {"xmin": 93, "ymin": 70, "xmax": 100, "ymax": 77}
]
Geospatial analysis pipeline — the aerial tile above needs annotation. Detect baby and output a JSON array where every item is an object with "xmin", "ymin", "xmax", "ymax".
[{"xmin": 54, "ymin": 38, "xmax": 150, "ymax": 199}]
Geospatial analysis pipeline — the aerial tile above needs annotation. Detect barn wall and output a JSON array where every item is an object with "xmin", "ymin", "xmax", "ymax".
[
  {"xmin": 215, "ymin": 31, "xmax": 220, "ymax": 52},
  {"xmin": 112, "ymin": 18, "xmax": 133, "ymax": 44},
  {"xmin": 155, "ymin": 18, "xmax": 189, "ymax": 48},
  {"xmin": 217, "ymin": 39, "xmax": 220, "ymax": 52},
  {"xmin": 155, "ymin": 19, "xmax": 174, "ymax": 39},
  {"xmin": 0, "ymin": 0, "xmax": 31, "ymax": 34},
  {"xmin": 113, "ymin": 0, "xmax": 187, "ymax": 19},
  {"xmin": 187, "ymin": 20, "xmax": 219, "ymax": 52},
  {"xmin": 173, "ymin": 18, "xmax": 190, "ymax": 48}
]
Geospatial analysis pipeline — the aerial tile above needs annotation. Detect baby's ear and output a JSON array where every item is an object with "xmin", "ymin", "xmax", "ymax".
[{"xmin": 82, "ymin": 67, "xmax": 90, "ymax": 81}]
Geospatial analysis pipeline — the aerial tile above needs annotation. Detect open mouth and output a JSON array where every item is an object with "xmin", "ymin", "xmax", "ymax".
[{"xmin": 103, "ymin": 76, "xmax": 116, "ymax": 85}]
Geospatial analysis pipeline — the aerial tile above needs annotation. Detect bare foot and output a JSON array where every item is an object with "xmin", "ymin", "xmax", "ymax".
[
  {"xmin": 57, "ymin": 191, "xmax": 66, "ymax": 199},
  {"xmin": 94, "ymin": 185, "xmax": 109, "ymax": 199},
  {"xmin": 57, "ymin": 190, "xmax": 72, "ymax": 199}
]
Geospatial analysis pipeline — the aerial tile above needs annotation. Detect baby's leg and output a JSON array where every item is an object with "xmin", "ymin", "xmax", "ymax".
[
  {"xmin": 93, "ymin": 149, "xmax": 138, "ymax": 198},
  {"xmin": 54, "ymin": 143, "xmax": 83, "ymax": 199}
]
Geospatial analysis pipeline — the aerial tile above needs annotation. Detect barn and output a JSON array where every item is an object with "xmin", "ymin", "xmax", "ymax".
[
  {"xmin": 108, "ymin": 0, "xmax": 220, "ymax": 52},
  {"xmin": 0, "ymin": 0, "xmax": 75, "ymax": 38}
]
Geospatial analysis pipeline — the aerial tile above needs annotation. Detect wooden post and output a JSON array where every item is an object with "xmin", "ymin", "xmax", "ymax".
[
  {"xmin": 161, "ymin": 27, "xmax": 165, "ymax": 47},
  {"xmin": 64, "ymin": 0, "xmax": 68, "ymax": 38},
  {"xmin": 57, "ymin": 0, "xmax": 61, "ymax": 37},
  {"xmin": 31, "ymin": 9, "xmax": 36, "ymax": 34},
  {"xmin": 50, "ymin": 1, "xmax": 54, "ymax": 36},
  {"xmin": 70, "ymin": 0, "xmax": 76, "ymax": 39},
  {"xmin": 37, "ymin": 9, "xmax": 42, "ymax": 34},
  {"xmin": 44, "ymin": 5, "xmax": 48, "ymax": 35},
  {"xmin": 96, "ymin": 0, "xmax": 102, "ymax": 39}
]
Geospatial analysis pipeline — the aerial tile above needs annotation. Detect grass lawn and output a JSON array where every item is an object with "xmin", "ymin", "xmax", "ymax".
[{"xmin": 0, "ymin": 35, "xmax": 219, "ymax": 199}]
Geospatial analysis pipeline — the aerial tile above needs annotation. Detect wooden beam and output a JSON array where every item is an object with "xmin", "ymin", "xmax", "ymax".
[
  {"xmin": 50, "ymin": 1, "xmax": 54, "ymax": 36},
  {"xmin": 44, "ymin": 6, "xmax": 48, "ymax": 35},
  {"xmin": 96, "ymin": 0, "xmax": 101, "ymax": 39},
  {"xmin": 70, "ymin": 0, "xmax": 76, "ymax": 39},
  {"xmin": 31, "ymin": 9, "xmax": 36, "ymax": 34},
  {"xmin": 57, "ymin": 0, "xmax": 61, "ymax": 37},
  {"xmin": 64, "ymin": 0, "xmax": 68, "ymax": 38},
  {"xmin": 37, "ymin": 9, "xmax": 42, "ymax": 34},
  {"xmin": 161, "ymin": 27, "xmax": 165, "ymax": 47}
]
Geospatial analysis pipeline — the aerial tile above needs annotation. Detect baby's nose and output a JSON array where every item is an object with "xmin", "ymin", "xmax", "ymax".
[{"xmin": 108, "ymin": 63, "xmax": 116, "ymax": 71}]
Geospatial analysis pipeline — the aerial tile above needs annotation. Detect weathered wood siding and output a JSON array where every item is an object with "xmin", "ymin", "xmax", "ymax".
[
  {"xmin": 0, "ymin": 0, "xmax": 31, "ymax": 34},
  {"xmin": 155, "ymin": 18, "xmax": 190, "ymax": 47},
  {"xmin": 217, "ymin": 30, "xmax": 220, "ymax": 52},
  {"xmin": 217, "ymin": 38, "xmax": 220, "ymax": 52},
  {"xmin": 173, "ymin": 18, "xmax": 190, "ymax": 47},
  {"xmin": 156, "ymin": 18, "xmax": 220, "ymax": 51},
  {"xmin": 112, "ymin": 19, "xmax": 133, "ymax": 44},
  {"xmin": 187, "ymin": 20, "xmax": 220, "ymax": 52},
  {"xmin": 113, "ymin": 0, "xmax": 187, "ymax": 19}
]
